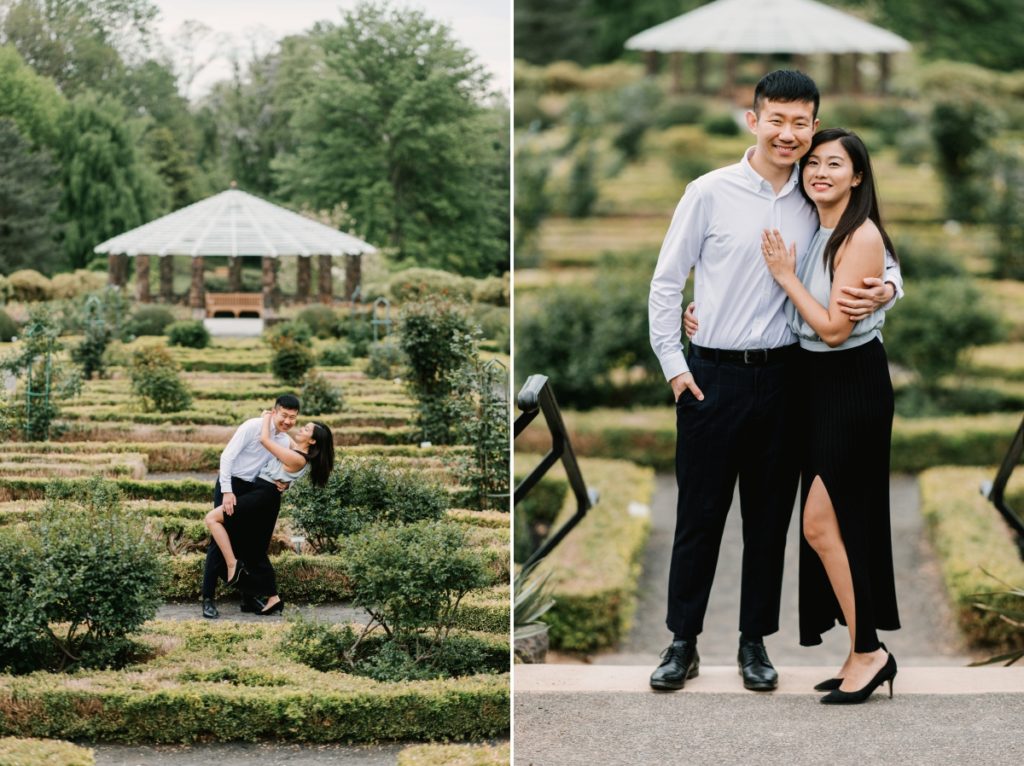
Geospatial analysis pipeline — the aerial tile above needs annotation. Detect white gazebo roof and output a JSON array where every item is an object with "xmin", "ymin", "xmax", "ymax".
[
  {"xmin": 94, "ymin": 189, "xmax": 376, "ymax": 258},
  {"xmin": 625, "ymin": 0, "xmax": 912, "ymax": 54}
]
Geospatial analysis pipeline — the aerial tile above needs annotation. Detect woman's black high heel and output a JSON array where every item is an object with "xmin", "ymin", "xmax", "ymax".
[
  {"xmin": 820, "ymin": 652, "xmax": 897, "ymax": 705},
  {"xmin": 258, "ymin": 598, "xmax": 284, "ymax": 616},
  {"xmin": 814, "ymin": 677, "xmax": 842, "ymax": 692},
  {"xmin": 226, "ymin": 560, "xmax": 247, "ymax": 587}
]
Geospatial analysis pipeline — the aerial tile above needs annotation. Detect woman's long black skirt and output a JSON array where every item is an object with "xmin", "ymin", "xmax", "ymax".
[
  {"xmin": 222, "ymin": 478, "xmax": 281, "ymax": 598},
  {"xmin": 798, "ymin": 338, "xmax": 900, "ymax": 651}
]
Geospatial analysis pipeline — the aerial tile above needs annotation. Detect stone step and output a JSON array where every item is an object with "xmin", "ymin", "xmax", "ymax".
[{"xmin": 155, "ymin": 602, "xmax": 369, "ymax": 623}]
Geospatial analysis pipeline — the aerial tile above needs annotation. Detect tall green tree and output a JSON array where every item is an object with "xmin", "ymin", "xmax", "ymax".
[
  {"xmin": 274, "ymin": 2, "xmax": 507, "ymax": 276},
  {"xmin": 0, "ymin": 119, "xmax": 61, "ymax": 274},
  {"xmin": 56, "ymin": 91, "xmax": 169, "ymax": 268},
  {"xmin": 0, "ymin": 44, "xmax": 65, "ymax": 147}
]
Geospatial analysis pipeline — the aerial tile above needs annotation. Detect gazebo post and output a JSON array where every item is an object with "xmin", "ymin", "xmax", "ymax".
[
  {"xmin": 851, "ymin": 53, "xmax": 863, "ymax": 94},
  {"xmin": 107, "ymin": 254, "xmax": 127, "ymax": 288},
  {"xmin": 878, "ymin": 52, "xmax": 891, "ymax": 94},
  {"xmin": 724, "ymin": 54, "xmax": 738, "ymax": 95},
  {"xmin": 189, "ymin": 256, "xmax": 205, "ymax": 317},
  {"xmin": 830, "ymin": 53, "xmax": 843, "ymax": 93},
  {"xmin": 159, "ymin": 256, "xmax": 174, "ymax": 303},
  {"xmin": 644, "ymin": 51, "xmax": 659, "ymax": 76},
  {"xmin": 670, "ymin": 52, "xmax": 682, "ymax": 93},
  {"xmin": 228, "ymin": 257, "xmax": 242, "ymax": 291},
  {"xmin": 318, "ymin": 254, "xmax": 333, "ymax": 304},
  {"xmin": 694, "ymin": 52, "xmax": 707, "ymax": 93},
  {"xmin": 262, "ymin": 256, "xmax": 278, "ymax": 316},
  {"xmin": 135, "ymin": 254, "xmax": 151, "ymax": 303},
  {"xmin": 793, "ymin": 54, "xmax": 808, "ymax": 74},
  {"xmin": 345, "ymin": 254, "xmax": 361, "ymax": 301},
  {"xmin": 296, "ymin": 256, "xmax": 311, "ymax": 303}
]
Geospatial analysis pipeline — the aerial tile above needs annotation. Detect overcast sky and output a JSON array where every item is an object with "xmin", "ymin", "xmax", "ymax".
[{"xmin": 152, "ymin": 0, "xmax": 510, "ymax": 100}]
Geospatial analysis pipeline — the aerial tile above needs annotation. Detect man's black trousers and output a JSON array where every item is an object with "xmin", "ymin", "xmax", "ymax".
[
  {"xmin": 666, "ymin": 349, "xmax": 801, "ymax": 639},
  {"xmin": 201, "ymin": 476, "xmax": 257, "ymax": 599}
]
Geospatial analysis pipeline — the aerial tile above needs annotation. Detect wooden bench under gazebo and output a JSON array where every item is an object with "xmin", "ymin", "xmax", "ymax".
[{"xmin": 94, "ymin": 187, "xmax": 376, "ymax": 319}]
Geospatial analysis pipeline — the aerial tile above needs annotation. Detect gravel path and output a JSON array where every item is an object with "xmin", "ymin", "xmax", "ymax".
[{"xmin": 92, "ymin": 743, "xmax": 405, "ymax": 766}]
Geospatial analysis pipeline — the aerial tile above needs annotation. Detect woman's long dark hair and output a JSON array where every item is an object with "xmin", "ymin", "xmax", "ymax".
[
  {"xmin": 303, "ymin": 422, "xmax": 335, "ymax": 488},
  {"xmin": 799, "ymin": 128, "xmax": 897, "ymax": 278}
]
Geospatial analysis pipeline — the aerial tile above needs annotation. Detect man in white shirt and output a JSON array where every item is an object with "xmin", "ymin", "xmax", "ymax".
[
  {"xmin": 647, "ymin": 71, "xmax": 902, "ymax": 692},
  {"xmin": 201, "ymin": 394, "xmax": 299, "ymax": 618}
]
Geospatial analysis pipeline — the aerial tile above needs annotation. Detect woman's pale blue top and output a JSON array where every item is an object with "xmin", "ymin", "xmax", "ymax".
[
  {"xmin": 258, "ymin": 451, "xmax": 308, "ymax": 483},
  {"xmin": 786, "ymin": 226, "xmax": 885, "ymax": 352}
]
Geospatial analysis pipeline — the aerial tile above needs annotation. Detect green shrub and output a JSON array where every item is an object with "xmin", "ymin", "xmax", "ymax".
[
  {"xmin": 7, "ymin": 269, "xmax": 52, "ymax": 302},
  {"xmin": 337, "ymin": 315, "xmax": 374, "ymax": 357},
  {"xmin": 0, "ymin": 308, "xmax": 18, "ymax": 341},
  {"xmin": 284, "ymin": 456, "xmax": 448, "ymax": 552},
  {"xmin": 565, "ymin": 145, "xmax": 599, "ymax": 218},
  {"xmin": 931, "ymin": 99, "xmax": 996, "ymax": 222},
  {"xmin": 340, "ymin": 520, "xmax": 491, "ymax": 639},
  {"xmin": 266, "ymin": 319, "xmax": 314, "ymax": 350},
  {"xmin": 702, "ymin": 113, "xmax": 740, "ymax": 136},
  {"xmin": 128, "ymin": 305, "xmax": 175, "ymax": 336},
  {"xmin": 50, "ymin": 269, "xmax": 106, "ymax": 300},
  {"xmin": 318, "ymin": 340, "xmax": 353, "ymax": 366},
  {"xmin": 296, "ymin": 305, "xmax": 339, "ymax": 339},
  {"xmin": 472, "ymin": 274, "xmax": 509, "ymax": 307},
  {"xmin": 0, "ymin": 274, "xmax": 12, "ymax": 304},
  {"xmin": 299, "ymin": 372, "xmax": 343, "ymax": 415},
  {"xmin": 71, "ymin": 317, "xmax": 112, "ymax": 380},
  {"xmin": 450, "ymin": 361, "xmax": 509, "ymax": 512},
  {"xmin": 0, "ymin": 738, "xmax": 95, "ymax": 766},
  {"xmin": 656, "ymin": 96, "xmax": 706, "ymax": 128},
  {"xmin": 399, "ymin": 298, "xmax": 478, "ymax": 444},
  {"xmin": 388, "ymin": 268, "xmax": 475, "ymax": 303},
  {"xmin": 129, "ymin": 345, "xmax": 193, "ymax": 412},
  {"xmin": 166, "ymin": 320, "xmax": 210, "ymax": 349},
  {"xmin": 365, "ymin": 339, "xmax": 405, "ymax": 379},
  {"xmin": 891, "ymin": 237, "xmax": 967, "ymax": 281},
  {"xmin": 270, "ymin": 340, "xmax": 316, "ymax": 386}
]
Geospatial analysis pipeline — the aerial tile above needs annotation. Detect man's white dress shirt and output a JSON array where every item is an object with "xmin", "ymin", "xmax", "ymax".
[
  {"xmin": 649, "ymin": 147, "xmax": 903, "ymax": 381},
  {"xmin": 219, "ymin": 417, "xmax": 290, "ymax": 493}
]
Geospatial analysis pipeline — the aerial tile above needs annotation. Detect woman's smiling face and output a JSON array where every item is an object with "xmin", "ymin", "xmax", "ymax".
[{"xmin": 802, "ymin": 139, "xmax": 862, "ymax": 207}]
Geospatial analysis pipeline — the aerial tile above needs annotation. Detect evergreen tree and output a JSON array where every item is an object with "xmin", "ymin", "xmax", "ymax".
[
  {"xmin": 0, "ymin": 44, "xmax": 65, "ymax": 148},
  {"xmin": 0, "ymin": 119, "xmax": 61, "ymax": 274}
]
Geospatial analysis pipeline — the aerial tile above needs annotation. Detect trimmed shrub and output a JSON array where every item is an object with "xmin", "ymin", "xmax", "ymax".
[
  {"xmin": 300, "ymin": 372, "xmax": 343, "ymax": 415},
  {"xmin": 70, "ymin": 318, "xmax": 112, "ymax": 380},
  {"xmin": 270, "ymin": 340, "xmax": 316, "ymax": 386},
  {"xmin": 296, "ymin": 305, "xmax": 339, "ymax": 339},
  {"xmin": 166, "ymin": 320, "xmax": 210, "ymax": 349},
  {"xmin": 0, "ymin": 738, "xmax": 95, "ymax": 766},
  {"xmin": 450, "ymin": 361, "xmax": 509, "ymax": 512},
  {"xmin": 7, "ymin": 269, "xmax": 52, "ymax": 302},
  {"xmin": 128, "ymin": 305, "xmax": 175, "ymax": 336},
  {"xmin": 388, "ymin": 268, "xmax": 475, "ymax": 303},
  {"xmin": 266, "ymin": 319, "xmax": 314, "ymax": 350},
  {"xmin": 0, "ymin": 308, "xmax": 18, "ymax": 341},
  {"xmin": 702, "ymin": 113, "xmax": 741, "ymax": 136},
  {"xmin": 129, "ymin": 345, "xmax": 193, "ymax": 412},
  {"xmin": 656, "ymin": 96, "xmax": 706, "ymax": 128},
  {"xmin": 0, "ymin": 274, "xmax": 11, "ymax": 304},
  {"xmin": 472, "ymin": 274, "xmax": 509, "ymax": 306},
  {"xmin": 470, "ymin": 304, "xmax": 509, "ymax": 353},
  {"xmin": 318, "ymin": 340, "xmax": 353, "ymax": 366},
  {"xmin": 337, "ymin": 315, "xmax": 375, "ymax": 357},
  {"xmin": 398, "ymin": 743, "xmax": 509, "ymax": 766},
  {"xmin": 50, "ymin": 269, "xmax": 106, "ymax": 300},
  {"xmin": 365, "ymin": 339, "xmax": 405, "ymax": 380},
  {"xmin": 284, "ymin": 456, "xmax": 449, "ymax": 552},
  {"xmin": 565, "ymin": 145, "xmax": 598, "ymax": 218}
]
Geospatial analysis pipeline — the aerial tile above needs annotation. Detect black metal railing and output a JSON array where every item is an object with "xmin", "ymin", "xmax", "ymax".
[
  {"xmin": 980, "ymin": 413, "xmax": 1024, "ymax": 559},
  {"xmin": 515, "ymin": 374, "xmax": 599, "ymax": 570}
]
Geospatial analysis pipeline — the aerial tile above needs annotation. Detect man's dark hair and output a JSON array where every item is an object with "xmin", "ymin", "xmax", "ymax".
[
  {"xmin": 753, "ymin": 70, "xmax": 820, "ymax": 118},
  {"xmin": 275, "ymin": 394, "xmax": 301, "ymax": 411}
]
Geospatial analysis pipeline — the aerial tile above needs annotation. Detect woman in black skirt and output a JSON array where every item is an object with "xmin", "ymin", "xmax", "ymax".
[
  {"xmin": 205, "ymin": 411, "xmax": 334, "ymax": 615},
  {"xmin": 761, "ymin": 128, "xmax": 900, "ymax": 704}
]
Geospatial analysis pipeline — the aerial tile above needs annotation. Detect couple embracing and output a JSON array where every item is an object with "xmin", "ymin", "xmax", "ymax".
[
  {"xmin": 649, "ymin": 70, "xmax": 902, "ymax": 704},
  {"xmin": 200, "ymin": 394, "xmax": 335, "ymax": 618}
]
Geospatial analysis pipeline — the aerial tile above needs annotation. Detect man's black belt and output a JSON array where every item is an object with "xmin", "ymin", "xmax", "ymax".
[{"xmin": 691, "ymin": 342, "xmax": 798, "ymax": 365}]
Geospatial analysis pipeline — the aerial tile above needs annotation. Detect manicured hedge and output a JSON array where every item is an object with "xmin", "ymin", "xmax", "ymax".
[
  {"xmin": 918, "ymin": 466, "xmax": 1024, "ymax": 649},
  {"xmin": 516, "ymin": 408, "xmax": 1023, "ymax": 474},
  {"xmin": 58, "ymin": 422, "xmax": 419, "ymax": 447},
  {"xmin": 518, "ymin": 455, "xmax": 654, "ymax": 652},
  {"xmin": 398, "ymin": 742, "xmax": 510, "ymax": 766},
  {"xmin": 0, "ymin": 621, "xmax": 509, "ymax": 743},
  {"xmin": 0, "ymin": 478, "xmax": 211, "ymax": 502},
  {"xmin": 0, "ymin": 737, "xmax": 94, "ymax": 765},
  {"xmin": 965, "ymin": 343, "xmax": 1024, "ymax": 381}
]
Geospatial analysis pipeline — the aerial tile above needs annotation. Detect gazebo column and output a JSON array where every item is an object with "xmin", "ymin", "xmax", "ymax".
[
  {"xmin": 262, "ymin": 256, "xmax": 279, "ymax": 315},
  {"xmin": 107, "ymin": 254, "xmax": 127, "ymax": 288},
  {"xmin": 724, "ymin": 54, "xmax": 738, "ymax": 95},
  {"xmin": 644, "ymin": 51, "xmax": 659, "ymax": 76},
  {"xmin": 878, "ymin": 52, "xmax": 891, "ymax": 94},
  {"xmin": 793, "ymin": 54, "xmax": 808, "ymax": 74},
  {"xmin": 189, "ymin": 256, "xmax": 205, "ymax": 316},
  {"xmin": 159, "ymin": 256, "xmax": 174, "ymax": 302},
  {"xmin": 830, "ymin": 53, "xmax": 843, "ymax": 93},
  {"xmin": 296, "ymin": 256, "xmax": 312, "ymax": 303},
  {"xmin": 694, "ymin": 52, "xmax": 707, "ymax": 93},
  {"xmin": 670, "ymin": 52, "xmax": 682, "ymax": 93},
  {"xmin": 318, "ymin": 254, "xmax": 333, "ymax": 304},
  {"xmin": 850, "ymin": 53, "xmax": 863, "ymax": 94},
  {"xmin": 135, "ymin": 254, "xmax": 151, "ymax": 303},
  {"xmin": 345, "ymin": 254, "xmax": 361, "ymax": 302},
  {"xmin": 228, "ymin": 257, "xmax": 242, "ymax": 291}
]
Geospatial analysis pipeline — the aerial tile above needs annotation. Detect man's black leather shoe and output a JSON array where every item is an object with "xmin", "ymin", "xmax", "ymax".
[
  {"xmin": 650, "ymin": 640, "xmax": 700, "ymax": 691},
  {"xmin": 240, "ymin": 595, "xmax": 267, "ymax": 613},
  {"xmin": 738, "ymin": 638, "xmax": 778, "ymax": 691},
  {"xmin": 202, "ymin": 598, "xmax": 219, "ymax": 619}
]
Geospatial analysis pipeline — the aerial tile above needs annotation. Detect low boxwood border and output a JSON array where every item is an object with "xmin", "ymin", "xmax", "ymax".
[
  {"xmin": 0, "ymin": 736, "xmax": 94, "ymax": 765},
  {"xmin": 516, "ymin": 409, "xmax": 1023, "ymax": 474},
  {"xmin": 918, "ymin": 466, "xmax": 1024, "ymax": 649},
  {"xmin": 517, "ymin": 455, "xmax": 653, "ymax": 652},
  {"xmin": 0, "ymin": 621, "xmax": 509, "ymax": 744},
  {"xmin": 397, "ymin": 742, "xmax": 509, "ymax": 765}
]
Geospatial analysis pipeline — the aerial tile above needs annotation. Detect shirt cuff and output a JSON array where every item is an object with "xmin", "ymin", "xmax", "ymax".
[
  {"xmin": 659, "ymin": 350, "xmax": 690, "ymax": 382},
  {"xmin": 220, "ymin": 480, "xmax": 233, "ymax": 494}
]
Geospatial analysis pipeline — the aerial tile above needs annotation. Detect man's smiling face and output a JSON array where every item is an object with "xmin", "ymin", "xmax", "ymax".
[{"xmin": 746, "ymin": 99, "xmax": 819, "ymax": 173}]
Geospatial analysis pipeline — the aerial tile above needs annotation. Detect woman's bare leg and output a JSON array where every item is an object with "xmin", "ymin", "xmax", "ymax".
[
  {"xmin": 204, "ymin": 507, "xmax": 240, "ymax": 582},
  {"xmin": 803, "ymin": 476, "xmax": 887, "ymax": 691}
]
